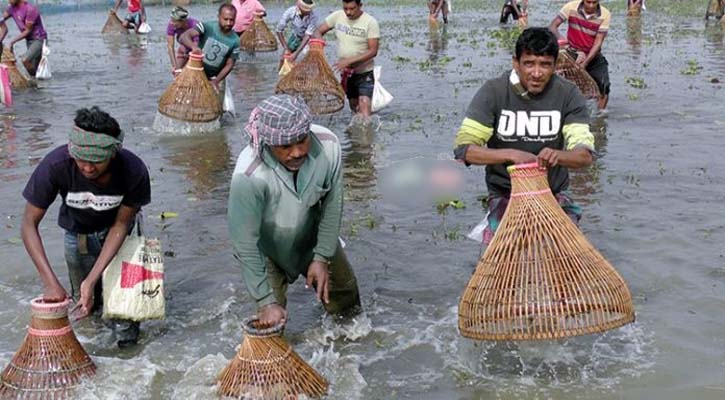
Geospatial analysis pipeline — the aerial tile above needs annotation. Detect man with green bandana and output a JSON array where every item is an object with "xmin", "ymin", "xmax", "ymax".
[
  {"xmin": 453, "ymin": 28, "xmax": 594, "ymax": 247},
  {"xmin": 21, "ymin": 106, "xmax": 151, "ymax": 348},
  {"xmin": 228, "ymin": 95, "xmax": 361, "ymax": 328}
]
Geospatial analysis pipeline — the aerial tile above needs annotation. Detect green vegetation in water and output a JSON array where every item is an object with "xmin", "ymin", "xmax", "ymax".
[
  {"xmin": 625, "ymin": 76, "xmax": 647, "ymax": 89},
  {"xmin": 489, "ymin": 27, "xmax": 522, "ymax": 51},
  {"xmin": 681, "ymin": 59, "xmax": 703, "ymax": 75},
  {"xmin": 418, "ymin": 56, "xmax": 456, "ymax": 71},
  {"xmin": 393, "ymin": 56, "xmax": 411, "ymax": 63},
  {"xmin": 436, "ymin": 198, "xmax": 466, "ymax": 214},
  {"xmin": 627, "ymin": 93, "xmax": 640, "ymax": 101}
]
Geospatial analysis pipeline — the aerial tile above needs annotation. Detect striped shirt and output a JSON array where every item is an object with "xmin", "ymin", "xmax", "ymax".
[
  {"xmin": 558, "ymin": 0, "xmax": 610, "ymax": 54},
  {"xmin": 276, "ymin": 6, "xmax": 319, "ymax": 38}
]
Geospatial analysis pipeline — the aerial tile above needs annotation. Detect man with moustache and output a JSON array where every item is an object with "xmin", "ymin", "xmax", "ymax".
[
  {"xmin": 228, "ymin": 95, "xmax": 361, "ymax": 328},
  {"xmin": 453, "ymin": 28, "xmax": 595, "ymax": 247}
]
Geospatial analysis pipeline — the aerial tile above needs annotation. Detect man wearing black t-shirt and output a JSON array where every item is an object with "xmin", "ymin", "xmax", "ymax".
[
  {"xmin": 453, "ymin": 28, "xmax": 595, "ymax": 246},
  {"xmin": 21, "ymin": 107, "xmax": 151, "ymax": 348}
]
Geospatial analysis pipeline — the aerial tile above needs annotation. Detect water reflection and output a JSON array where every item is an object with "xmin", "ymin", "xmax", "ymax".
[
  {"xmin": 569, "ymin": 118, "xmax": 608, "ymax": 203},
  {"xmin": 427, "ymin": 22, "xmax": 448, "ymax": 60},
  {"xmin": 0, "ymin": 116, "xmax": 18, "ymax": 170},
  {"xmin": 159, "ymin": 132, "xmax": 232, "ymax": 199},
  {"xmin": 342, "ymin": 118, "xmax": 377, "ymax": 201},
  {"xmin": 626, "ymin": 16, "xmax": 643, "ymax": 56}
]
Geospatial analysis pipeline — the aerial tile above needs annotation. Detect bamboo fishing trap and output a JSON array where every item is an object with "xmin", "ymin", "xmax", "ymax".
[
  {"xmin": 458, "ymin": 163, "xmax": 635, "ymax": 341},
  {"xmin": 102, "ymin": 10, "xmax": 128, "ymax": 34},
  {"xmin": 275, "ymin": 39, "xmax": 345, "ymax": 115},
  {"xmin": 706, "ymin": 0, "xmax": 724, "ymax": 19},
  {"xmin": 0, "ymin": 298, "xmax": 96, "ymax": 398},
  {"xmin": 240, "ymin": 17, "xmax": 278, "ymax": 53},
  {"xmin": 555, "ymin": 49, "xmax": 601, "ymax": 100},
  {"xmin": 1, "ymin": 47, "xmax": 32, "ymax": 89},
  {"xmin": 217, "ymin": 317, "xmax": 328, "ymax": 399},
  {"xmin": 154, "ymin": 52, "xmax": 222, "ymax": 133},
  {"xmin": 627, "ymin": 3, "xmax": 642, "ymax": 17}
]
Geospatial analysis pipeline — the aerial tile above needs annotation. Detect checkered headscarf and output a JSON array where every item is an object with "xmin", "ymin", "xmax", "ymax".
[{"xmin": 244, "ymin": 95, "xmax": 312, "ymax": 155}]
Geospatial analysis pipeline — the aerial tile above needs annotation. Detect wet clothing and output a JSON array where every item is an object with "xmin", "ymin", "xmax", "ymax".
[
  {"xmin": 64, "ymin": 228, "xmax": 140, "ymax": 344},
  {"xmin": 126, "ymin": 0, "xmax": 141, "ymax": 13},
  {"xmin": 228, "ymin": 125, "xmax": 353, "ymax": 309},
  {"xmin": 324, "ymin": 10, "xmax": 379, "ymax": 74},
  {"xmin": 196, "ymin": 20, "xmax": 241, "ymax": 78},
  {"xmin": 453, "ymin": 70, "xmax": 594, "ymax": 197},
  {"xmin": 23, "ymin": 145, "xmax": 151, "ymax": 234},
  {"xmin": 585, "ymin": 51, "xmax": 610, "ymax": 95},
  {"xmin": 124, "ymin": 11, "xmax": 142, "ymax": 27},
  {"xmin": 266, "ymin": 244, "xmax": 360, "ymax": 314},
  {"xmin": 23, "ymin": 38, "xmax": 42, "ymax": 70},
  {"xmin": 4, "ymin": 1, "xmax": 47, "ymax": 41},
  {"xmin": 481, "ymin": 192, "xmax": 582, "ymax": 245},
  {"xmin": 167, "ymin": 18, "xmax": 199, "ymax": 53},
  {"xmin": 232, "ymin": 0, "xmax": 265, "ymax": 34},
  {"xmin": 557, "ymin": 0, "xmax": 610, "ymax": 55},
  {"xmin": 276, "ymin": 5, "xmax": 319, "ymax": 51},
  {"xmin": 344, "ymin": 70, "xmax": 375, "ymax": 99}
]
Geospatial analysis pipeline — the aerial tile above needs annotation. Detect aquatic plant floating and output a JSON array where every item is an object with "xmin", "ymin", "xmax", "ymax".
[
  {"xmin": 157, "ymin": 52, "xmax": 221, "ymax": 123},
  {"xmin": 458, "ymin": 163, "xmax": 635, "ymax": 340},
  {"xmin": 217, "ymin": 317, "xmax": 328, "ymax": 399},
  {"xmin": 240, "ymin": 17, "xmax": 278, "ymax": 53},
  {"xmin": 275, "ymin": 39, "xmax": 345, "ymax": 115},
  {"xmin": 0, "ymin": 297, "xmax": 96, "ymax": 398}
]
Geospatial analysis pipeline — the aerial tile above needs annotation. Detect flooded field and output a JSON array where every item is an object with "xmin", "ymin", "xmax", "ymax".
[{"xmin": 1, "ymin": 0, "xmax": 724, "ymax": 398}]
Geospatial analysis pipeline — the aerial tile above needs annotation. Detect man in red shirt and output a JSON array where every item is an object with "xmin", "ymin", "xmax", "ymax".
[
  {"xmin": 113, "ymin": 0, "xmax": 146, "ymax": 33},
  {"xmin": 549, "ymin": 0, "xmax": 611, "ymax": 110}
]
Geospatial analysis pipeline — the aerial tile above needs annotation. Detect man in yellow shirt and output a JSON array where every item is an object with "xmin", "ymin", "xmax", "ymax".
[{"xmin": 314, "ymin": 0, "xmax": 379, "ymax": 118}]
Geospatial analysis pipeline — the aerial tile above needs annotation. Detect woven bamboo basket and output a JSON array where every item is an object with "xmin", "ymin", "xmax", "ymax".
[
  {"xmin": 458, "ymin": 163, "xmax": 635, "ymax": 341},
  {"xmin": 706, "ymin": 0, "xmax": 724, "ymax": 18},
  {"xmin": 1, "ymin": 47, "xmax": 31, "ymax": 89},
  {"xmin": 275, "ymin": 39, "xmax": 345, "ymax": 115},
  {"xmin": 102, "ymin": 10, "xmax": 128, "ymax": 34},
  {"xmin": 555, "ymin": 49, "xmax": 600, "ymax": 100},
  {"xmin": 217, "ymin": 317, "xmax": 328, "ymax": 399},
  {"xmin": 157, "ymin": 53, "xmax": 221, "ymax": 123},
  {"xmin": 0, "ymin": 298, "xmax": 96, "ymax": 398},
  {"xmin": 517, "ymin": 14, "xmax": 528, "ymax": 28},
  {"xmin": 240, "ymin": 17, "xmax": 278, "ymax": 53}
]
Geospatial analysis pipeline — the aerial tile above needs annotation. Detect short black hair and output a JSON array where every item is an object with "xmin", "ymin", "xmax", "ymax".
[
  {"xmin": 74, "ymin": 107, "xmax": 121, "ymax": 138},
  {"xmin": 343, "ymin": 0, "xmax": 362, "ymax": 4},
  {"xmin": 515, "ymin": 27, "xmax": 559, "ymax": 61},
  {"xmin": 219, "ymin": 3, "xmax": 236, "ymax": 15}
]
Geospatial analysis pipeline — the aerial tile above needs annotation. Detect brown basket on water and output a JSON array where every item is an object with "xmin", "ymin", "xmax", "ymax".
[
  {"xmin": 0, "ymin": 298, "xmax": 96, "ymax": 398},
  {"xmin": 275, "ymin": 39, "xmax": 345, "ymax": 115},
  {"xmin": 102, "ymin": 10, "xmax": 128, "ymax": 34},
  {"xmin": 458, "ymin": 163, "xmax": 635, "ymax": 341},
  {"xmin": 555, "ymin": 49, "xmax": 600, "ymax": 100},
  {"xmin": 158, "ymin": 52, "xmax": 222, "ymax": 123},
  {"xmin": 240, "ymin": 17, "xmax": 278, "ymax": 53},
  {"xmin": 218, "ymin": 317, "xmax": 328, "ymax": 399},
  {"xmin": 1, "ymin": 47, "xmax": 31, "ymax": 89}
]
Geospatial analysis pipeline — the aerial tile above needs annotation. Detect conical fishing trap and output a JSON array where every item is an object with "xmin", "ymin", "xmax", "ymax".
[
  {"xmin": 458, "ymin": 163, "xmax": 635, "ymax": 341},
  {"xmin": 217, "ymin": 317, "xmax": 328, "ymax": 399},
  {"xmin": 275, "ymin": 39, "xmax": 345, "ymax": 115},
  {"xmin": 102, "ymin": 10, "xmax": 128, "ymax": 34},
  {"xmin": 706, "ymin": 0, "xmax": 724, "ymax": 19},
  {"xmin": 154, "ymin": 52, "xmax": 222, "ymax": 133},
  {"xmin": 240, "ymin": 17, "xmax": 278, "ymax": 53},
  {"xmin": 555, "ymin": 49, "xmax": 600, "ymax": 100},
  {"xmin": 1, "ymin": 47, "xmax": 32, "ymax": 90},
  {"xmin": 0, "ymin": 298, "xmax": 96, "ymax": 398}
]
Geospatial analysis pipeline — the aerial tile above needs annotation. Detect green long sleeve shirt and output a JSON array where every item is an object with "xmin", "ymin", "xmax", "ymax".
[{"xmin": 227, "ymin": 125, "xmax": 343, "ymax": 307}]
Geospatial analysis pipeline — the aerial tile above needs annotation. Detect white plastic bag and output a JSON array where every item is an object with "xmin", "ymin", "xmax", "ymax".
[
  {"xmin": 448, "ymin": 0, "xmax": 453, "ymax": 13},
  {"xmin": 35, "ymin": 40, "xmax": 51, "ymax": 80},
  {"xmin": 223, "ymin": 82, "xmax": 236, "ymax": 117},
  {"xmin": 371, "ymin": 65, "xmax": 393, "ymax": 113},
  {"xmin": 102, "ymin": 216, "xmax": 165, "ymax": 321},
  {"xmin": 138, "ymin": 22, "xmax": 151, "ymax": 34},
  {"xmin": 467, "ymin": 215, "xmax": 489, "ymax": 243}
]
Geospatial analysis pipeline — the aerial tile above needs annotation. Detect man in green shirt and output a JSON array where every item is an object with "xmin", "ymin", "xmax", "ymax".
[
  {"xmin": 314, "ymin": 0, "xmax": 379, "ymax": 118},
  {"xmin": 228, "ymin": 95, "xmax": 361, "ymax": 328},
  {"xmin": 179, "ymin": 3, "xmax": 240, "ymax": 90}
]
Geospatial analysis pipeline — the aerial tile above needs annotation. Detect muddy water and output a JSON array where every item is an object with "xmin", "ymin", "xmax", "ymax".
[{"xmin": 1, "ymin": 0, "xmax": 724, "ymax": 398}]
